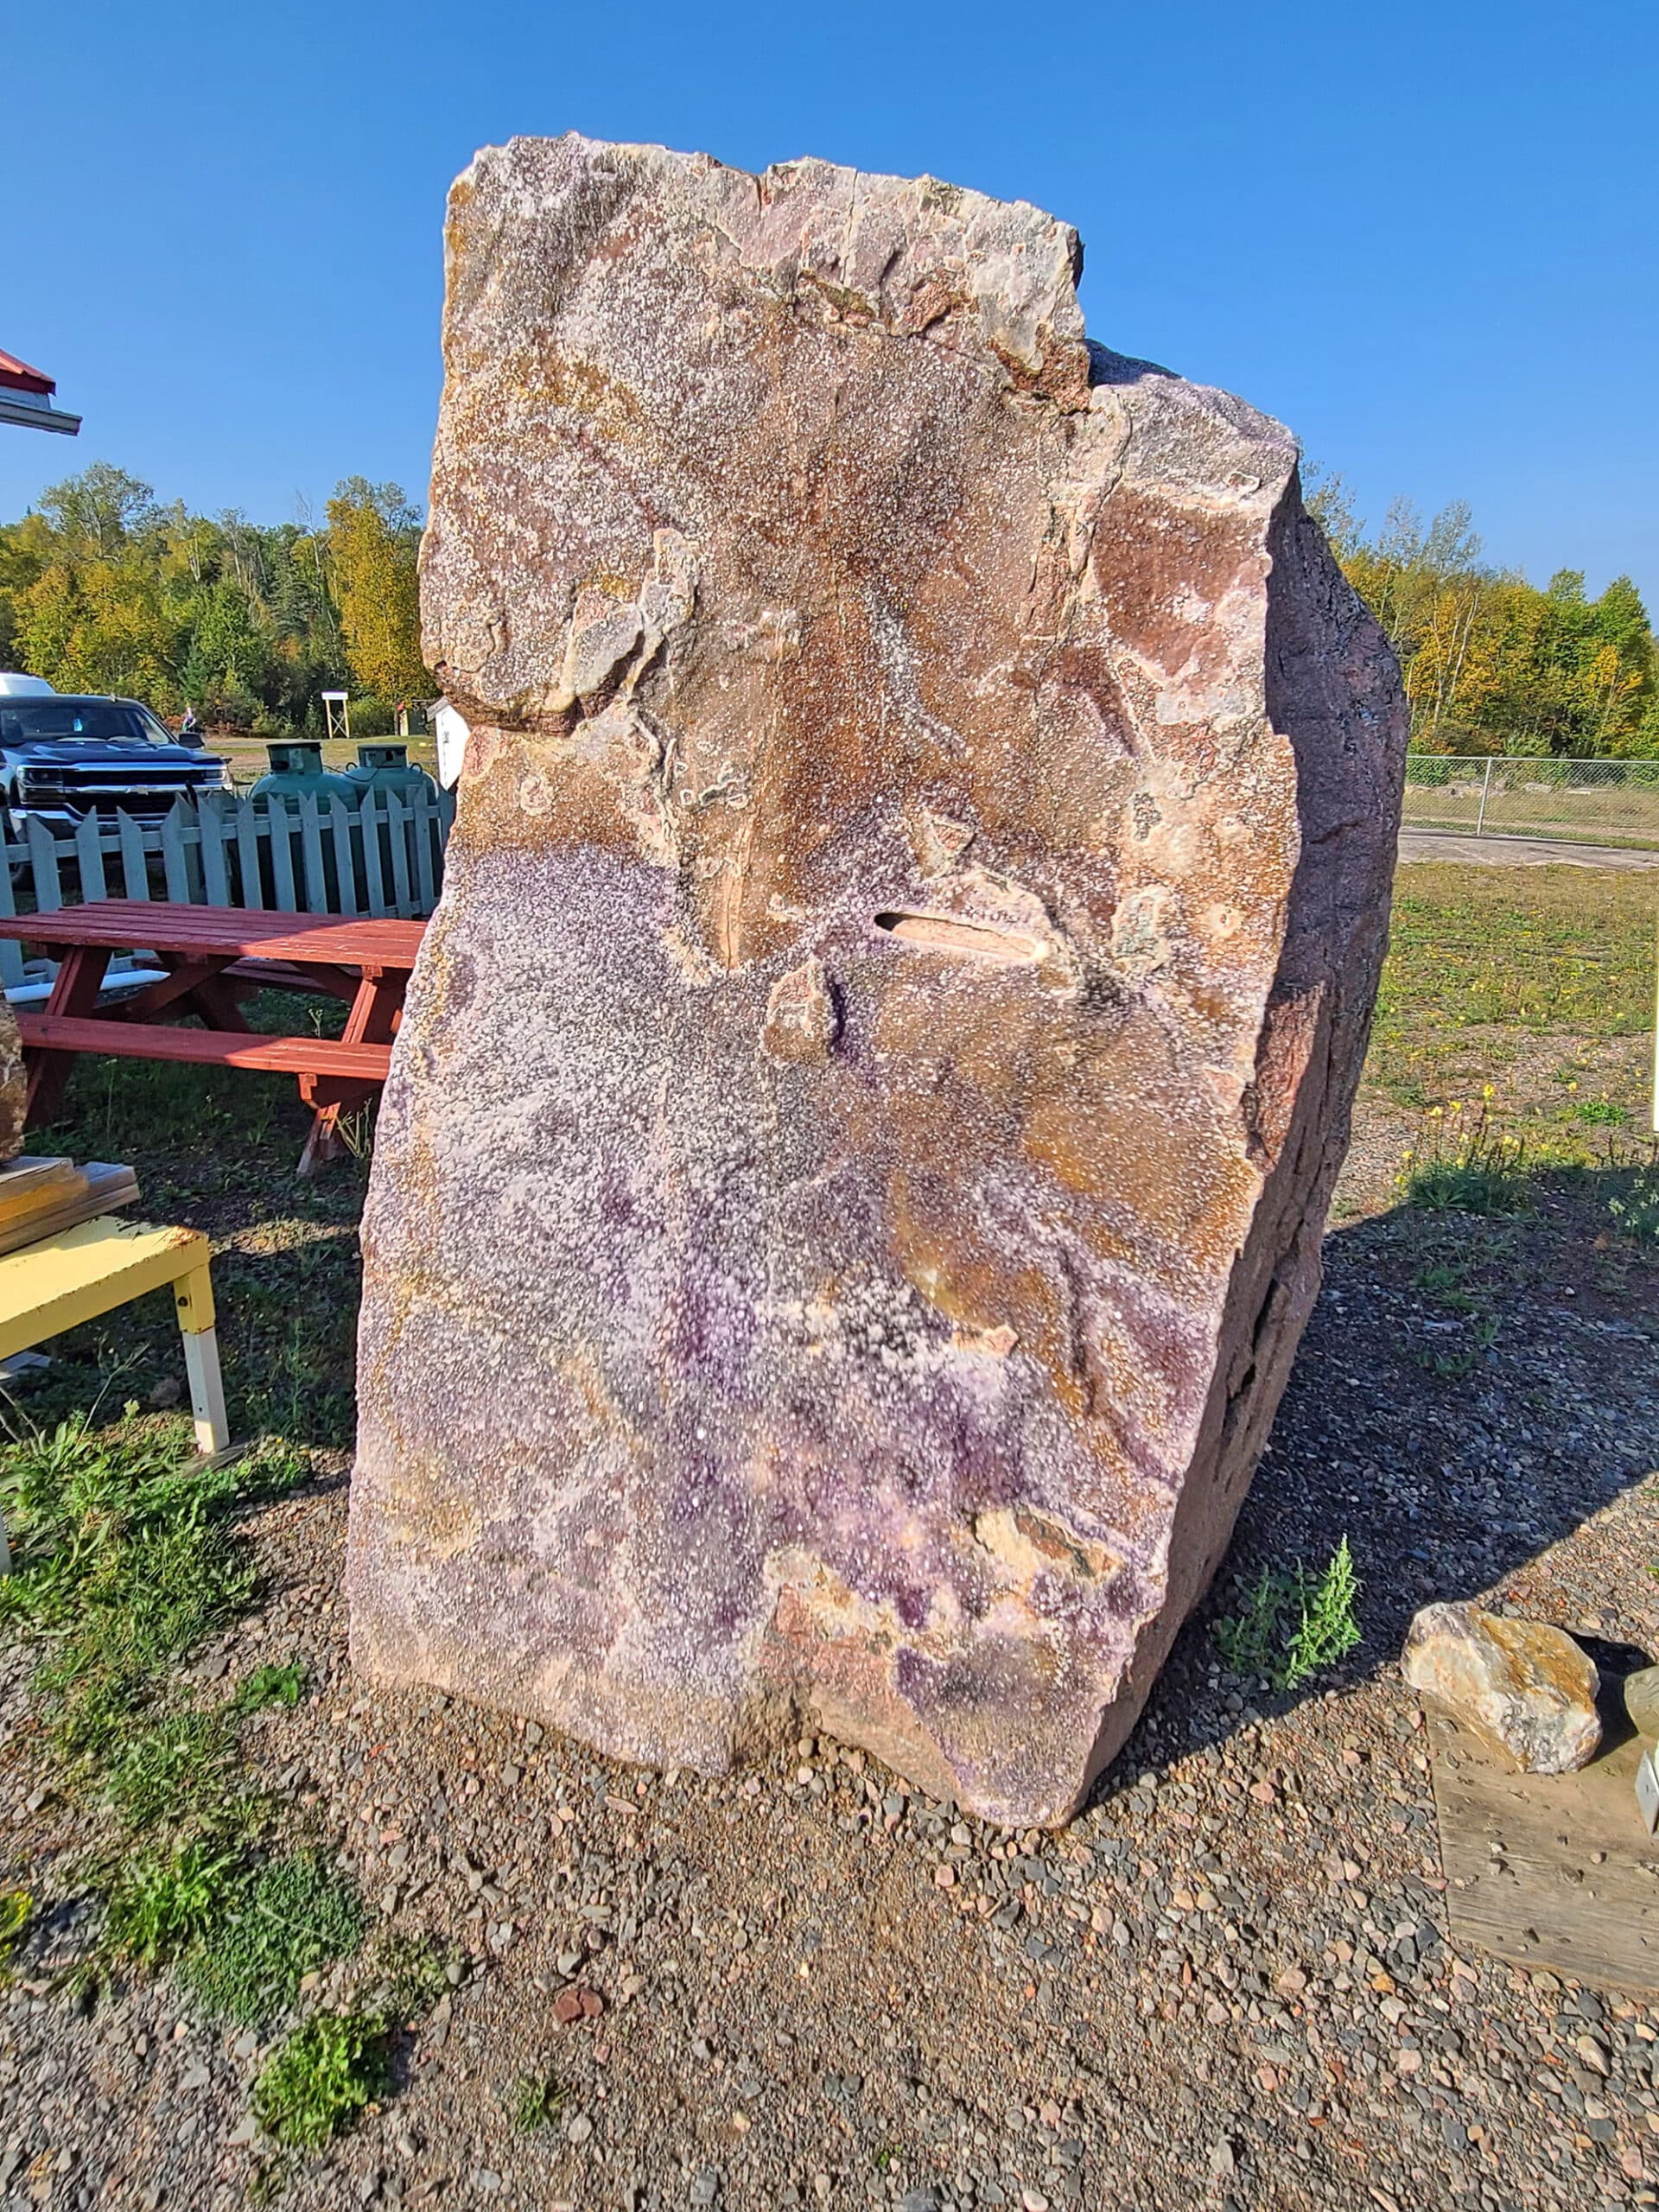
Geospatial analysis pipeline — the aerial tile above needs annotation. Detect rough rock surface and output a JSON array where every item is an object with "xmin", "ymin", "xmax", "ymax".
[
  {"xmin": 0, "ymin": 997, "xmax": 25, "ymax": 1163},
  {"xmin": 1402, "ymin": 1602, "xmax": 1602, "ymax": 1774},
  {"xmin": 1625, "ymin": 1662, "xmax": 1659, "ymax": 1742},
  {"xmin": 348, "ymin": 134, "xmax": 1407, "ymax": 1826}
]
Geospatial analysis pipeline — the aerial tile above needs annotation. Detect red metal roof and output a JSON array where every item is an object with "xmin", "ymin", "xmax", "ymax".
[{"xmin": 0, "ymin": 350, "xmax": 55, "ymax": 397}]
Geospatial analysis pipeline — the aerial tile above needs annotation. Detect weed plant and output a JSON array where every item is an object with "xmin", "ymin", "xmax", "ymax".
[
  {"xmin": 1611, "ymin": 1165, "xmax": 1659, "ymax": 1246},
  {"xmin": 512, "ymin": 2072, "xmax": 566, "ymax": 2131},
  {"xmin": 252, "ymin": 2010, "xmax": 389, "ymax": 2148},
  {"xmin": 183, "ymin": 1851, "xmax": 365, "ymax": 2025},
  {"xmin": 105, "ymin": 1711, "xmax": 238, "ymax": 1829},
  {"xmin": 0, "ymin": 1419, "xmax": 362, "ymax": 2017},
  {"xmin": 235, "ymin": 1662, "xmax": 308, "ymax": 1714},
  {"xmin": 1215, "ymin": 1540, "xmax": 1363, "ymax": 1693},
  {"xmin": 0, "ymin": 1890, "xmax": 30, "ymax": 1983},
  {"xmin": 1397, "ymin": 1097, "xmax": 1533, "ymax": 1215},
  {"xmin": 0, "ymin": 1417, "xmax": 304, "ymax": 1767},
  {"xmin": 103, "ymin": 1840, "xmax": 242, "ymax": 1967}
]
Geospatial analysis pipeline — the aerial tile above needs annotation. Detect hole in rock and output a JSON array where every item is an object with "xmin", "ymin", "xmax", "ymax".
[{"xmin": 873, "ymin": 912, "xmax": 1045, "ymax": 965}]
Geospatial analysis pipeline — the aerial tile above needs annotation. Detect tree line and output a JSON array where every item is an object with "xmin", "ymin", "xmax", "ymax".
[
  {"xmin": 1308, "ymin": 473, "xmax": 1657, "ymax": 758},
  {"xmin": 3, "ymin": 460, "xmax": 1655, "ymax": 760},
  {"xmin": 0, "ymin": 462, "xmax": 428, "ymax": 736}
]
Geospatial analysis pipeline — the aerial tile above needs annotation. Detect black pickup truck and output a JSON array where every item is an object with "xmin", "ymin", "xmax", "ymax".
[{"xmin": 0, "ymin": 692, "xmax": 232, "ymax": 833}]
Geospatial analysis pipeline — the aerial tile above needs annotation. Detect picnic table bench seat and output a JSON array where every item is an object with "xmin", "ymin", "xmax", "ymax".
[{"xmin": 16, "ymin": 1014, "xmax": 395, "ymax": 1083}]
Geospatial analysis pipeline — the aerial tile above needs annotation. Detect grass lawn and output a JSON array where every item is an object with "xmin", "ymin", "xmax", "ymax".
[{"xmin": 1362, "ymin": 860, "xmax": 1656, "ymax": 1146}]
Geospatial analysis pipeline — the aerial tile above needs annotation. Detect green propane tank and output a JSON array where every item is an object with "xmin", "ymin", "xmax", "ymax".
[
  {"xmin": 344, "ymin": 741, "xmax": 437, "ymax": 804},
  {"xmin": 248, "ymin": 741, "xmax": 360, "ymax": 910},
  {"xmin": 346, "ymin": 742, "xmax": 441, "ymax": 912},
  {"xmin": 249, "ymin": 740, "xmax": 360, "ymax": 809}
]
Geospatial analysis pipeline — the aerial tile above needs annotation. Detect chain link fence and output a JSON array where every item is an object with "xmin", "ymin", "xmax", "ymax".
[{"xmin": 1402, "ymin": 756, "xmax": 1659, "ymax": 850}]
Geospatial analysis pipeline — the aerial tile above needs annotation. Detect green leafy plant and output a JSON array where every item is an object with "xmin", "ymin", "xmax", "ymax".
[
  {"xmin": 105, "ymin": 1710, "xmax": 237, "ymax": 1830},
  {"xmin": 1213, "ymin": 1566, "xmax": 1290, "ymax": 1681},
  {"xmin": 361, "ymin": 1930, "xmax": 454, "ymax": 2018},
  {"xmin": 512, "ymin": 2071, "xmax": 565, "ymax": 2132},
  {"xmin": 0, "ymin": 1889, "xmax": 31, "ymax": 1984},
  {"xmin": 253, "ymin": 2010, "xmax": 390, "ymax": 2148},
  {"xmin": 1610, "ymin": 1166, "xmax": 1659, "ymax": 1246},
  {"xmin": 1215, "ymin": 1540, "xmax": 1363, "ymax": 1693},
  {"xmin": 104, "ymin": 1840, "xmax": 240, "ymax": 1967},
  {"xmin": 1280, "ymin": 1539, "xmax": 1363, "ymax": 1688},
  {"xmin": 1575, "ymin": 1097, "xmax": 1630, "ymax": 1126},
  {"xmin": 1397, "ymin": 1098, "xmax": 1532, "ymax": 1216},
  {"xmin": 0, "ymin": 1418, "xmax": 262, "ymax": 1767},
  {"xmin": 184, "ymin": 1851, "xmax": 365, "ymax": 2026},
  {"xmin": 235, "ymin": 1662, "xmax": 308, "ymax": 1715}
]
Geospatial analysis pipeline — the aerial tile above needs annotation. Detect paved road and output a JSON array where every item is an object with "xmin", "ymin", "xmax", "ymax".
[{"xmin": 1399, "ymin": 828, "xmax": 1659, "ymax": 870}]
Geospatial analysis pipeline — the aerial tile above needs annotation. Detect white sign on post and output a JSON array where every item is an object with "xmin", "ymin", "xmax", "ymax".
[{"xmin": 432, "ymin": 699, "xmax": 470, "ymax": 792}]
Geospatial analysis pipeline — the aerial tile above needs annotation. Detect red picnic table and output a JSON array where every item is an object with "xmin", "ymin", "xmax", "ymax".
[{"xmin": 0, "ymin": 901, "xmax": 425, "ymax": 1173}]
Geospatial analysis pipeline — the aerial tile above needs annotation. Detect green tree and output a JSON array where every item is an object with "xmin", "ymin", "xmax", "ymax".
[
  {"xmin": 1315, "ymin": 478, "xmax": 1658, "ymax": 759},
  {"xmin": 35, "ymin": 462, "xmax": 158, "ymax": 558},
  {"xmin": 325, "ymin": 479, "xmax": 428, "ymax": 704}
]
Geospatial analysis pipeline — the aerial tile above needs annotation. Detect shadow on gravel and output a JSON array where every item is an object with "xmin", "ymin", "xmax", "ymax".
[{"xmin": 1097, "ymin": 1167, "xmax": 1659, "ymax": 1805}]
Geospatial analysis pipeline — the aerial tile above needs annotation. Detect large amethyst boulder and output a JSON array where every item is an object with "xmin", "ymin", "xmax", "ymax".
[{"xmin": 347, "ymin": 135, "xmax": 1406, "ymax": 1826}]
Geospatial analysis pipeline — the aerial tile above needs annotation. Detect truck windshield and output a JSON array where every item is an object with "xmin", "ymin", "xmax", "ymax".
[{"xmin": 0, "ymin": 701, "xmax": 175, "ymax": 746}]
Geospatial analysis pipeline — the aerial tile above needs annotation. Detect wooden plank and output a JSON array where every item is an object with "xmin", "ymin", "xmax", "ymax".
[
  {"xmin": 159, "ymin": 803, "xmax": 193, "ymax": 904},
  {"xmin": 116, "ymin": 810, "xmax": 149, "ymax": 900},
  {"xmin": 0, "ymin": 1217, "xmax": 208, "ymax": 1363},
  {"xmin": 236, "ymin": 798, "xmax": 265, "ymax": 911},
  {"xmin": 181, "ymin": 1320, "xmax": 229, "ymax": 1455},
  {"xmin": 267, "ymin": 798, "xmax": 300, "ymax": 912},
  {"xmin": 411, "ymin": 792, "xmax": 438, "ymax": 913},
  {"xmin": 73, "ymin": 811, "xmax": 107, "ymax": 903},
  {"xmin": 25, "ymin": 817, "xmax": 62, "ymax": 913},
  {"xmin": 0, "ymin": 1165, "xmax": 139, "ymax": 1259},
  {"xmin": 297, "ymin": 792, "xmax": 330, "ymax": 915},
  {"xmin": 1427, "ymin": 1709, "xmax": 1659, "ymax": 1993},
  {"xmin": 17, "ymin": 1011, "xmax": 392, "ymax": 1079},
  {"xmin": 24, "ymin": 943, "xmax": 116, "ymax": 1123},
  {"xmin": 327, "ymin": 798, "xmax": 359, "ymax": 916},
  {"xmin": 359, "ymin": 789, "xmax": 388, "ymax": 917},
  {"xmin": 223, "ymin": 958, "xmax": 361, "ymax": 1003},
  {"xmin": 200, "ymin": 793, "xmax": 232, "ymax": 908},
  {"xmin": 385, "ymin": 790, "xmax": 414, "ymax": 916},
  {"xmin": 0, "ymin": 827, "xmax": 23, "ymax": 993},
  {"xmin": 0, "ymin": 901, "xmax": 424, "ymax": 968},
  {"xmin": 0, "ymin": 1159, "xmax": 76, "ymax": 1211},
  {"xmin": 113, "ymin": 957, "xmax": 241, "ymax": 1020}
]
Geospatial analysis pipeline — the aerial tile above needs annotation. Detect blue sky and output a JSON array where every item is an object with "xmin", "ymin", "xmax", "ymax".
[{"xmin": 5, "ymin": 1, "xmax": 1656, "ymax": 603}]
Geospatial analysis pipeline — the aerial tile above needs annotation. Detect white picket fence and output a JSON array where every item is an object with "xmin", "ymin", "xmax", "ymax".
[{"xmin": 0, "ymin": 787, "xmax": 455, "ymax": 994}]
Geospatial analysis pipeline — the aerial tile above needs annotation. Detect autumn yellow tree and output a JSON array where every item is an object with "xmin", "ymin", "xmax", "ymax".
[{"xmin": 325, "ymin": 479, "xmax": 428, "ymax": 704}]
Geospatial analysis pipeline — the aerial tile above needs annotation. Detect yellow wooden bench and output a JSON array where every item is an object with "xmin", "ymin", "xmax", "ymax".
[{"xmin": 0, "ymin": 1217, "xmax": 228, "ymax": 1570}]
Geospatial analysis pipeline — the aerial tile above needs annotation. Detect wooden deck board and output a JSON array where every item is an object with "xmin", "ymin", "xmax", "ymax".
[{"xmin": 1427, "ymin": 1709, "xmax": 1659, "ymax": 1992}]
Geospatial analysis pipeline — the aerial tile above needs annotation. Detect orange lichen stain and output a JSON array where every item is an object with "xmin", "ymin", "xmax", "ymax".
[
  {"xmin": 970, "ymin": 1505, "xmax": 1122, "ymax": 1586},
  {"xmin": 530, "ymin": 350, "xmax": 645, "ymax": 440},
  {"xmin": 381, "ymin": 1471, "xmax": 481, "ymax": 1564},
  {"xmin": 886, "ymin": 1171, "xmax": 1096, "ymax": 1423}
]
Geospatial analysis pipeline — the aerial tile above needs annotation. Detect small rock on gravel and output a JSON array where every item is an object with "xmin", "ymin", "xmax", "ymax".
[{"xmin": 1401, "ymin": 1600, "xmax": 1601, "ymax": 1771}]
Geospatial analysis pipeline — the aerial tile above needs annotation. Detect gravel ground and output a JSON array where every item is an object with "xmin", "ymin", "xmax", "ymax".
[
  {"xmin": 4, "ymin": 1112, "xmax": 1659, "ymax": 2212},
  {"xmin": 1396, "ymin": 834, "xmax": 1659, "ymax": 871}
]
